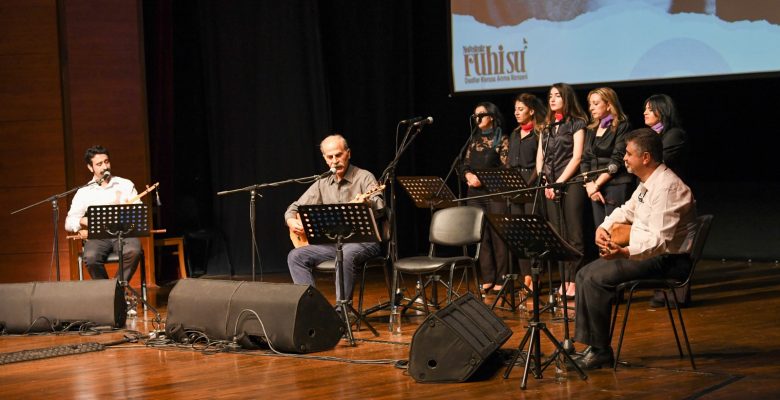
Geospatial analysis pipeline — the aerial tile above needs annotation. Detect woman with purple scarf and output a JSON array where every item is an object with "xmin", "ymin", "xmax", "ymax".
[
  {"xmin": 643, "ymin": 94, "xmax": 689, "ymax": 181},
  {"xmin": 581, "ymin": 87, "xmax": 633, "ymax": 226}
]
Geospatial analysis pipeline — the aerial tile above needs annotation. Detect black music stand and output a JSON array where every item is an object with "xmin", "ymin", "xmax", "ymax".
[
  {"xmin": 474, "ymin": 168, "xmax": 534, "ymax": 312},
  {"xmin": 87, "ymin": 204, "xmax": 160, "ymax": 321},
  {"xmin": 396, "ymin": 176, "xmax": 457, "ymax": 210},
  {"xmin": 298, "ymin": 203, "xmax": 382, "ymax": 346},
  {"xmin": 487, "ymin": 214, "xmax": 587, "ymax": 389}
]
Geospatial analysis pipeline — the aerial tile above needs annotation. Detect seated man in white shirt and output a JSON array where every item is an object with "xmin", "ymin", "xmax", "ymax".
[
  {"xmin": 573, "ymin": 128, "xmax": 697, "ymax": 369},
  {"xmin": 65, "ymin": 145, "xmax": 142, "ymax": 283}
]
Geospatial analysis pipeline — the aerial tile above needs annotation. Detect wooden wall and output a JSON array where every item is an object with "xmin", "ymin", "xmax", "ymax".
[{"xmin": 0, "ymin": 0, "xmax": 152, "ymax": 284}]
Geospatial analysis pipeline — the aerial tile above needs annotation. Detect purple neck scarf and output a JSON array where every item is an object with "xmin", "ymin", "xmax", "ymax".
[
  {"xmin": 651, "ymin": 122, "xmax": 664, "ymax": 133},
  {"xmin": 599, "ymin": 114, "xmax": 614, "ymax": 128}
]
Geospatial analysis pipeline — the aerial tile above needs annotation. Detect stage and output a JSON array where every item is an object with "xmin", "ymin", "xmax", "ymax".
[{"xmin": 1, "ymin": 259, "xmax": 779, "ymax": 399}]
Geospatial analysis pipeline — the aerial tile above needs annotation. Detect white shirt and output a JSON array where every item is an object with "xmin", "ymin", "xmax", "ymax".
[
  {"xmin": 600, "ymin": 164, "xmax": 697, "ymax": 260},
  {"xmin": 65, "ymin": 176, "xmax": 139, "ymax": 233}
]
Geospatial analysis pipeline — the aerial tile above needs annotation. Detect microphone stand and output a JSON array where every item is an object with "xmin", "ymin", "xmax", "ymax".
[
  {"xmin": 10, "ymin": 179, "xmax": 105, "ymax": 281},
  {"xmin": 433, "ymin": 127, "xmax": 475, "ymax": 208},
  {"xmin": 378, "ymin": 121, "xmax": 427, "ymax": 327},
  {"xmin": 217, "ymin": 172, "xmax": 331, "ymax": 282},
  {"xmin": 378, "ymin": 122, "xmax": 425, "ymax": 262}
]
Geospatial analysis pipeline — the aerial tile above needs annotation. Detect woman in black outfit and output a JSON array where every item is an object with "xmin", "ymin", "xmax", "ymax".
[
  {"xmin": 536, "ymin": 83, "xmax": 588, "ymax": 298},
  {"xmin": 461, "ymin": 101, "xmax": 509, "ymax": 294},
  {"xmin": 508, "ymin": 93, "xmax": 546, "ymax": 290},
  {"xmin": 582, "ymin": 87, "xmax": 633, "ymax": 226},
  {"xmin": 644, "ymin": 94, "xmax": 689, "ymax": 181},
  {"xmin": 644, "ymin": 93, "xmax": 692, "ymax": 307}
]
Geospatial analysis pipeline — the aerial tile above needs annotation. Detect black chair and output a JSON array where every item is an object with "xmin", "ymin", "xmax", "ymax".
[
  {"xmin": 609, "ymin": 214, "xmax": 714, "ymax": 370},
  {"xmin": 183, "ymin": 228, "xmax": 232, "ymax": 277},
  {"xmin": 390, "ymin": 205, "xmax": 485, "ymax": 317}
]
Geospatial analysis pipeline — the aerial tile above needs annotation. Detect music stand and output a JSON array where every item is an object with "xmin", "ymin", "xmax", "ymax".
[
  {"xmin": 87, "ymin": 204, "xmax": 160, "ymax": 321},
  {"xmin": 487, "ymin": 214, "xmax": 587, "ymax": 390},
  {"xmin": 396, "ymin": 176, "xmax": 457, "ymax": 210},
  {"xmin": 298, "ymin": 203, "xmax": 381, "ymax": 346},
  {"xmin": 473, "ymin": 168, "xmax": 534, "ymax": 312}
]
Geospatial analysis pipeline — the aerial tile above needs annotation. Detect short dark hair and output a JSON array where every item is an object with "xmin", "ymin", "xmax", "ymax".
[
  {"xmin": 644, "ymin": 94, "xmax": 681, "ymax": 132},
  {"xmin": 84, "ymin": 145, "xmax": 109, "ymax": 166},
  {"xmin": 625, "ymin": 128, "xmax": 663, "ymax": 162}
]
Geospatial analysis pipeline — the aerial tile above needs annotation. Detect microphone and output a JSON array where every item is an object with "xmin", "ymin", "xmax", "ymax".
[
  {"xmin": 581, "ymin": 164, "xmax": 619, "ymax": 178},
  {"xmin": 154, "ymin": 189, "xmax": 162, "ymax": 206},
  {"xmin": 471, "ymin": 112, "xmax": 492, "ymax": 119},
  {"xmin": 412, "ymin": 116, "xmax": 434, "ymax": 127},
  {"xmin": 318, "ymin": 167, "xmax": 337, "ymax": 179},
  {"xmin": 97, "ymin": 170, "xmax": 111, "ymax": 184},
  {"xmin": 400, "ymin": 116, "xmax": 425, "ymax": 124}
]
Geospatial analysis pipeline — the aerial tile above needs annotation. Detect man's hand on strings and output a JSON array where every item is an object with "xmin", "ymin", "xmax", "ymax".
[{"xmin": 287, "ymin": 217, "xmax": 304, "ymax": 235}]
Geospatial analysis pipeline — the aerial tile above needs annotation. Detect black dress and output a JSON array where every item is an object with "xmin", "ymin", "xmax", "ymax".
[
  {"xmin": 581, "ymin": 120, "xmax": 634, "ymax": 225},
  {"xmin": 461, "ymin": 128, "xmax": 509, "ymax": 286},
  {"xmin": 539, "ymin": 117, "xmax": 587, "ymax": 280},
  {"xmin": 507, "ymin": 127, "xmax": 540, "ymax": 278}
]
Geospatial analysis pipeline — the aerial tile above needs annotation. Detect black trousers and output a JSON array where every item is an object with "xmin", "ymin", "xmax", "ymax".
[
  {"xmin": 573, "ymin": 254, "xmax": 691, "ymax": 349},
  {"xmin": 84, "ymin": 237, "xmax": 142, "ymax": 282},
  {"xmin": 543, "ymin": 183, "xmax": 586, "ymax": 280},
  {"xmin": 467, "ymin": 197, "xmax": 508, "ymax": 285}
]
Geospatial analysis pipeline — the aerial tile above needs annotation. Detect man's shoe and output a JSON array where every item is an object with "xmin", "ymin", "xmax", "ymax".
[{"xmin": 575, "ymin": 347, "xmax": 614, "ymax": 370}]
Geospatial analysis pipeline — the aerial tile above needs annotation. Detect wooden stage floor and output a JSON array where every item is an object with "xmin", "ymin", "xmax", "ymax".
[{"xmin": 2, "ymin": 260, "xmax": 779, "ymax": 399}]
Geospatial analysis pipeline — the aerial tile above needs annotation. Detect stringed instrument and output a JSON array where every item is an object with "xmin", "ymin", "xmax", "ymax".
[
  {"xmin": 289, "ymin": 184, "xmax": 385, "ymax": 248},
  {"xmin": 67, "ymin": 182, "xmax": 161, "ymax": 240},
  {"xmin": 608, "ymin": 222, "xmax": 631, "ymax": 247}
]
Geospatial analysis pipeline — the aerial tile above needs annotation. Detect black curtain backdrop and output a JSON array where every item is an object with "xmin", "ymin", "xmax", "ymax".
[{"xmin": 144, "ymin": 0, "xmax": 780, "ymax": 276}]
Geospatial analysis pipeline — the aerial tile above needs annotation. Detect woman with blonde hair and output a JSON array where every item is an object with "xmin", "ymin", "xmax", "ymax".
[{"xmin": 582, "ymin": 87, "xmax": 633, "ymax": 226}]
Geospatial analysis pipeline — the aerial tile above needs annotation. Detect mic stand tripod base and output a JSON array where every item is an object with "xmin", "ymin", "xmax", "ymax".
[
  {"xmin": 503, "ymin": 263, "xmax": 587, "ymax": 389},
  {"xmin": 112, "ymin": 231, "xmax": 161, "ymax": 324},
  {"xmin": 336, "ymin": 297, "xmax": 380, "ymax": 346},
  {"xmin": 490, "ymin": 273, "xmax": 520, "ymax": 312}
]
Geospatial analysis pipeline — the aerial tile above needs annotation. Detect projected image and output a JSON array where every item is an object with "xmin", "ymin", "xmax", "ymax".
[{"xmin": 450, "ymin": 0, "xmax": 780, "ymax": 92}]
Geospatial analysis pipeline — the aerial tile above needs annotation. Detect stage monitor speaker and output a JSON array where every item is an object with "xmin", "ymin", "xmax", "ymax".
[
  {"xmin": 0, "ymin": 279, "xmax": 126, "ymax": 333},
  {"xmin": 165, "ymin": 279, "xmax": 343, "ymax": 353},
  {"xmin": 408, "ymin": 293, "xmax": 513, "ymax": 382}
]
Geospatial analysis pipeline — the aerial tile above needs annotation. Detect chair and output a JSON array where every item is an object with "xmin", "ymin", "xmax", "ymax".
[
  {"xmin": 390, "ymin": 205, "xmax": 485, "ymax": 317},
  {"xmin": 183, "ymin": 228, "xmax": 232, "ymax": 277},
  {"xmin": 154, "ymin": 236, "xmax": 188, "ymax": 281},
  {"xmin": 609, "ymin": 214, "xmax": 714, "ymax": 370}
]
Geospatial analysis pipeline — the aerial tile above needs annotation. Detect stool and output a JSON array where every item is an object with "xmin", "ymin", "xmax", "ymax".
[{"xmin": 154, "ymin": 236, "xmax": 187, "ymax": 280}]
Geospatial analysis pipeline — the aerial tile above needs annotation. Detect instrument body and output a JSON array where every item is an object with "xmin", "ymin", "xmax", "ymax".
[
  {"xmin": 289, "ymin": 184, "xmax": 385, "ymax": 248},
  {"xmin": 67, "ymin": 182, "xmax": 160, "ymax": 240},
  {"xmin": 609, "ymin": 222, "xmax": 631, "ymax": 247}
]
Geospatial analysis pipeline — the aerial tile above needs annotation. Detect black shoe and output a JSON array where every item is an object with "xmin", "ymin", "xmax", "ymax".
[{"xmin": 575, "ymin": 347, "xmax": 614, "ymax": 370}]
